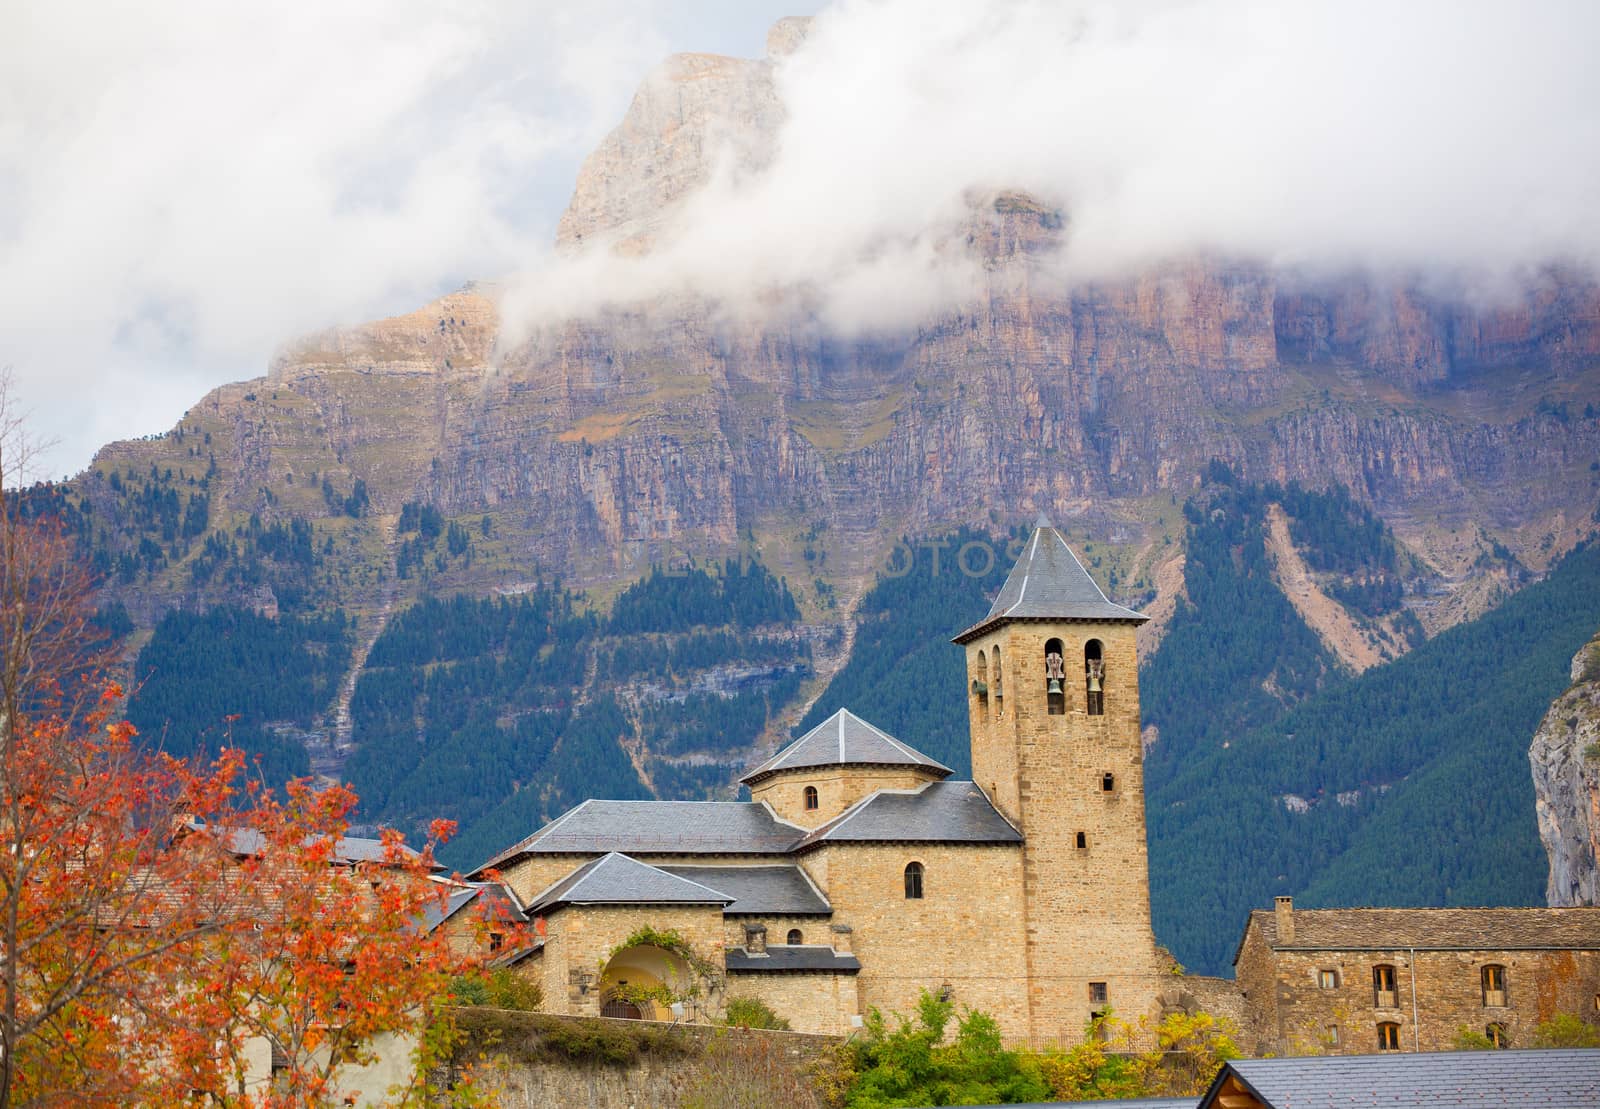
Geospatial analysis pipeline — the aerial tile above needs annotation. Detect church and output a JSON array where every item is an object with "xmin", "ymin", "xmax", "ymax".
[{"xmin": 471, "ymin": 520, "xmax": 1175, "ymax": 1042}]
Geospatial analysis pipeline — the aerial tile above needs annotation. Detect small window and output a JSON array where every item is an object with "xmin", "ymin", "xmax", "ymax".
[
  {"xmin": 1482, "ymin": 964, "xmax": 1506, "ymax": 1007},
  {"xmin": 904, "ymin": 862, "xmax": 924, "ymax": 899},
  {"xmin": 803, "ymin": 785, "xmax": 818, "ymax": 811},
  {"xmin": 1373, "ymin": 964, "xmax": 1397, "ymax": 1006},
  {"xmin": 1088, "ymin": 981, "xmax": 1108, "ymax": 1004},
  {"xmin": 1326, "ymin": 1024, "xmax": 1340, "ymax": 1046},
  {"xmin": 787, "ymin": 928, "xmax": 803, "ymax": 945},
  {"xmin": 1317, "ymin": 969, "xmax": 1339, "ymax": 990},
  {"xmin": 1377, "ymin": 1022, "xmax": 1401, "ymax": 1051},
  {"xmin": 488, "ymin": 931, "xmax": 505, "ymax": 953},
  {"xmin": 1486, "ymin": 1022, "xmax": 1509, "ymax": 1048},
  {"xmin": 1101, "ymin": 772, "xmax": 1116, "ymax": 793},
  {"xmin": 1075, "ymin": 831, "xmax": 1088, "ymax": 850}
]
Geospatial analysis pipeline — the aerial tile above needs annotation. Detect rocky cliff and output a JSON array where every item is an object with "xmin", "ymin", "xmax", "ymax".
[
  {"xmin": 1533, "ymin": 632, "xmax": 1600, "ymax": 906},
  {"xmin": 80, "ymin": 19, "xmax": 1600, "ymax": 657}
]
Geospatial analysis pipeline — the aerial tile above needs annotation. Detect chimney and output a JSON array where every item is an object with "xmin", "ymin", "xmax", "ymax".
[
  {"xmin": 1274, "ymin": 896, "xmax": 1295, "ymax": 943},
  {"xmin": 830, "ymin": 923, "xmax": 853, "ymax": 954},
  {"xmin": 743, "ymin": 923, "xmax": 768, "ymax": 955}
]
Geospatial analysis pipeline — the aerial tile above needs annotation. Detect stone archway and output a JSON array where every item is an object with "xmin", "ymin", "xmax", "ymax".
[{"xmin": 598, "ymin": 944, "xmax": 692, "ymax": 1021}]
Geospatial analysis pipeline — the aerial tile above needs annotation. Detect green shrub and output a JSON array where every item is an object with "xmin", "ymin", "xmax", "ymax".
[{"xmin": 724, "ymin": 997, "xmax": 791, "ymax": 1031}]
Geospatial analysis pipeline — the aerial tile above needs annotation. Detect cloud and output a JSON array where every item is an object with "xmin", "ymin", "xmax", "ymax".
[
  {"xmin": 0, "ymin": 0, "xmax": 801, "ymax": 475},
  {"xmin": 6, "ymin": 0, "xmax": 1596, "ymax": 473},
  {"xmin": 505, "ymin": 0, "xmax": 1600, "ymax": 337}
]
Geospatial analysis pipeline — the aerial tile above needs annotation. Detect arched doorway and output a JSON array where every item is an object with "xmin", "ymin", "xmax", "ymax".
[{"xmin": 597, "ymin": 943, "xmax": 692, "ymax": 1021}]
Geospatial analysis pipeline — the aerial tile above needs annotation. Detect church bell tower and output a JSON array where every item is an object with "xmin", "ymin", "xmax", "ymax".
[{"xmin": 954, "ymin": 519, "xmax": 1163, "ymax": 1044}]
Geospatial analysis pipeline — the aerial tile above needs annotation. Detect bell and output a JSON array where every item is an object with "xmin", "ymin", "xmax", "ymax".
[
  {"xmin": 1047, "ymin": 677, "xmax": 1063, "ymax": 695},
  {"xmin": 970, "ymin": 679, "xmax": 988, "ymax": 696},
  {"xmin": 1087, "ymin": 673, "xmax": 1102, "ymax": 694}
]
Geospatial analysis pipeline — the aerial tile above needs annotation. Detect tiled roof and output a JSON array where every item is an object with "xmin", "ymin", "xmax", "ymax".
[
  {"xmin": 955, "ymin": 521, "xmax": 1145, "ymax": 642},
  {"xmin": 657, "ymin": 865, "xmax": 831, "ymax": 915},
  {"xmin": 474, "ymin": 800, "xmax": 806, "ymax": 872},
  {"xmin": 418, "ymin": 880, "xmax": 526, "ymax": 933},
  {"xmin": 1209, "ymin": 1049, "xmax": 1600, "ymax": 1108},
  {"xmin": 1243, "ymin": 906, "xmax": 1600, "ymax": 955},
  {"xmin": 725, "ymin": 945, "xmax": 862, "ymax": 973},
  {"xmin": 797, "ymin": 781, "xmax": 1022, "ymax": 848},
  {"xmin": 525, "ymin": 853, "xmax": 734, "ymax": 914},
  {"xmin": 222, "ymin": 827, "xmax": 432, "ymax": 867},
  {"xmin": 741, "ymin": 708, "xmax": 952, "ymax": 785}
]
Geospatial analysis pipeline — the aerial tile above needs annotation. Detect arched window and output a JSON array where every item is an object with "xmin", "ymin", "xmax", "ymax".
[
  {"xmin": 1044, "ymin": 638, "xmax": 1066, "ymax": 715},
  {"xmin": 1084, "ymin": 639, "xmax": 1105, "ymax": 716},
  {"xmin": 993, "ymin": 646, "xmax": 1004, "ymax": 718},
  {"xmin": 803, "ymin": 785, "xmax": 818, "ymax": 811},
  {"xmin": 1482, "ymin": 965, "xmax": 1507, "ymax": 1007},
  {"xmin": 904, "ymin": 861, "xmax": 924, "ymax": 899},
  {"xmin": 1373, "ymin": 964, "xmax": 1397, "ymax": 1007},
  {"xmin": 1376, "ymin": 1022, "xmax": 1400, "ymax": 1051},
  {"xmin": 787, "ymin": 928, "xmax": 803, "ymax": 945},
  {"xmin": 1101, "ymin": 772, "xmax": 1116, "ymax": 793},
  {"xmin": 973, "ymin": 650, "xmax": 990, "ymax": 721},
  {"xmin": 1486, "ymin": 1022, "xmax": 1509, "ymax": 1048}
]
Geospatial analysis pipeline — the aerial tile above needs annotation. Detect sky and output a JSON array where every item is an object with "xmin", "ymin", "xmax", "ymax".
[{"xmin": 3, "ymin": 0, "xmax": 1598, "ymax": 476}]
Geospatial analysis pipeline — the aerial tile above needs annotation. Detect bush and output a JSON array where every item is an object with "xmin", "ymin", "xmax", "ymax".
[
  {"xmin": 451, "ymin": 967, "xmax": 542, "ymax": 1011},
  {"xmin": 724, "ymin": 997, "xmax": 791, "ymax": 1031},
  {"xmin": 1531, "ymin": 1013, "xmax": 1600, "ymax": 1048}
]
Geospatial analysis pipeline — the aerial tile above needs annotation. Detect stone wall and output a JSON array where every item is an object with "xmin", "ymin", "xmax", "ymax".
[
  {"xmin": 752, "ymin": 766, "xmax": 939, "ymax": 829},
  {"xmin": 538, "ymin": 903, "xmax": 728, "ymax": 1021},
  {"xmin": 805, "ymin": 841, "xmax": 1032, "ymax": 1040},
  {"xmin": 724, "ymin": 969, "xmax": 860, "ymax": 1035},
  {"xmin": 1236, "ymin": 942, "xmax": 1600, "ymax": 1054},
  {"xmin": 452, "ymin": 1009, "xmax": 837, "ymax": 1109}
]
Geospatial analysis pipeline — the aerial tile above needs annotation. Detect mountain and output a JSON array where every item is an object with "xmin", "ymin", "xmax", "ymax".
[
  {"xmin": 1531, "ymin": 630, "xmax": 1600, "ymax": 906},
  {"xmin": 35, "ymin": 18, "xmax": 1600, "ymax": 967}
]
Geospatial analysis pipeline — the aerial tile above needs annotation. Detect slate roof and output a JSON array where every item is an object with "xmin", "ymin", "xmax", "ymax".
[
  {"xmin": 475, "ymin": 800, "xmax": 805, "ymax": 873},
  {"xmin": 418, "ymin": 881, "xmax": 526, "ymax": 934},
  {"xmin": 1205, "ymin": 1048, "xmax": 1600, "ymax": 1108},
  {"xmin": 221, "ymin": 827, "xmax": 438, "ymax": 869},
  {"xmin": 725, "ymin": 945, "xmax": 862, "ymax": 973},
  {"xmin": 656, "ymin": 865, "xmax": 831, "ymax": 915},
  {"xmin": 741, "ymin": 708, "xmax": 952, "ymax": 786},
  {"xmin": 1241, "ymin": 906, "xmax": 1600, "ymax": 958},
  {"xmin": 955, "ymin": 520, "xmax": 1145, "ymax": 643},
  {"xmin": 524, "ymin": 853, "xmax": 734, "ymax": 915},
  {"xmin": 797, "ymin": 781, "xmax": 1022, "ymax": 848}
]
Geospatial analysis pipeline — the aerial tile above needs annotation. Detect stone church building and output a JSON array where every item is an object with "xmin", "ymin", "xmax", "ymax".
[
  {"xmin": 473, "ymin": 521, "xmax": 1173, "ymax": 1042},
  {"xmin": 470, "ymin": 520, "xmax": 1600, "ymax": 1048}
]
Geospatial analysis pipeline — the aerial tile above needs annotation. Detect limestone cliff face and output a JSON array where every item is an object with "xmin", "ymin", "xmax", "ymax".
[
  {"xmin": 85, "ymin": 20, "xmax": 1600, "ymax": 631},
  {"xmin": 1532, "ymin": 633, "xmax": 1600, "ymax": 907}
]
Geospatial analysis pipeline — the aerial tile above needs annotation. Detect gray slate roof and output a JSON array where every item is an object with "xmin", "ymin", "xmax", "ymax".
[
  {"xmin": 1242, "ymin": 906, "xmax": 1600, "ymax": 957},
  {"xmin": 657, "ymin": 865, "xmax": 831, "ymax": 915},
  {"xmin": 798, "ymin": 781, "xmax": 1022, "ymax": 848},
  {"xmin": 956, "ymin": 521, "xmax": 1145, "ymax": 642},
  {"xmin": 726, "ymin": 945, "xmax": 862, "ymax": 973},
  {"xmin": 741, "ymin": 708, "xmax": 952, "ymax": 785},
  {"xmin": 525, "ymin": 853, "xmax": 734, "ymax": 914},
  {"xmin": 1209, "ymin": 1048, "xmax": 1600, "ymax": 1108},
  {"xmin": 476, "ymin": 800, "xmax": 805, "ymax": 872}
]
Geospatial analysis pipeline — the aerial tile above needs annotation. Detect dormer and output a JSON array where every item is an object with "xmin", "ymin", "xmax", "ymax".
[{"xmin": 740, "ymin": 708, "xmax": 951, "ymax": 829}]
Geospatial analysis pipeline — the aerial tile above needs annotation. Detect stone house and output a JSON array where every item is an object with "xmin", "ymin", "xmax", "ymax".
[
  {"xmin": 469, "ymin": 521, "xmax": 1173, "ymax": 1043},
  {"xmin": 1232, "ymin": 896, "xmax": 1600, "ymax": 1055}
]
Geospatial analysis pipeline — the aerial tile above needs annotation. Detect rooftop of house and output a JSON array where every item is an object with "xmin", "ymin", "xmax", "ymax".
[
  {"xmin": 1205, "ymin": 1048, "xmax": 1600, "ymax": 1109},
  {"xmin": 955, "ymin": 519, "xmax": 1146, "ymax": 643},
  {"xmin": 740, "ymin": 708, "xmax": 952, "ymax": 786},
  {"xmin": 796, "ymin": 780, "xmax": 1021, "ymax": 848},
  {"xmin": 473, "ymin": 775, "xmax": 1022, "ymax": 876},
  {"xmin": 1239, "ymin": 904, "xmax": 1600, "ymax": 961},
  {"xmin": 655, "ymin": 864, "xmax": 831, "ymax": 915},
  {"xmin": 725, "ymin": 945, "xmax": 862, "ymax": 973},
  {"xmin": 524, "ymin": 852, "xmax": 735, "ymax": 915}
]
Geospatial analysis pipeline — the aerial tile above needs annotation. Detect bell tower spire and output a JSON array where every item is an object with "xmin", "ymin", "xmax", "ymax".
[{"xmin": 954, "ymin": 521, "xmax": 1161, "ymax": 1044}]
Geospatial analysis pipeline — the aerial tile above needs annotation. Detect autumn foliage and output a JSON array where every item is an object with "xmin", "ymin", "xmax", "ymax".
[{"xmin": 0, "ymin": 392, "xmax": 511, "ymax": 1107}]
